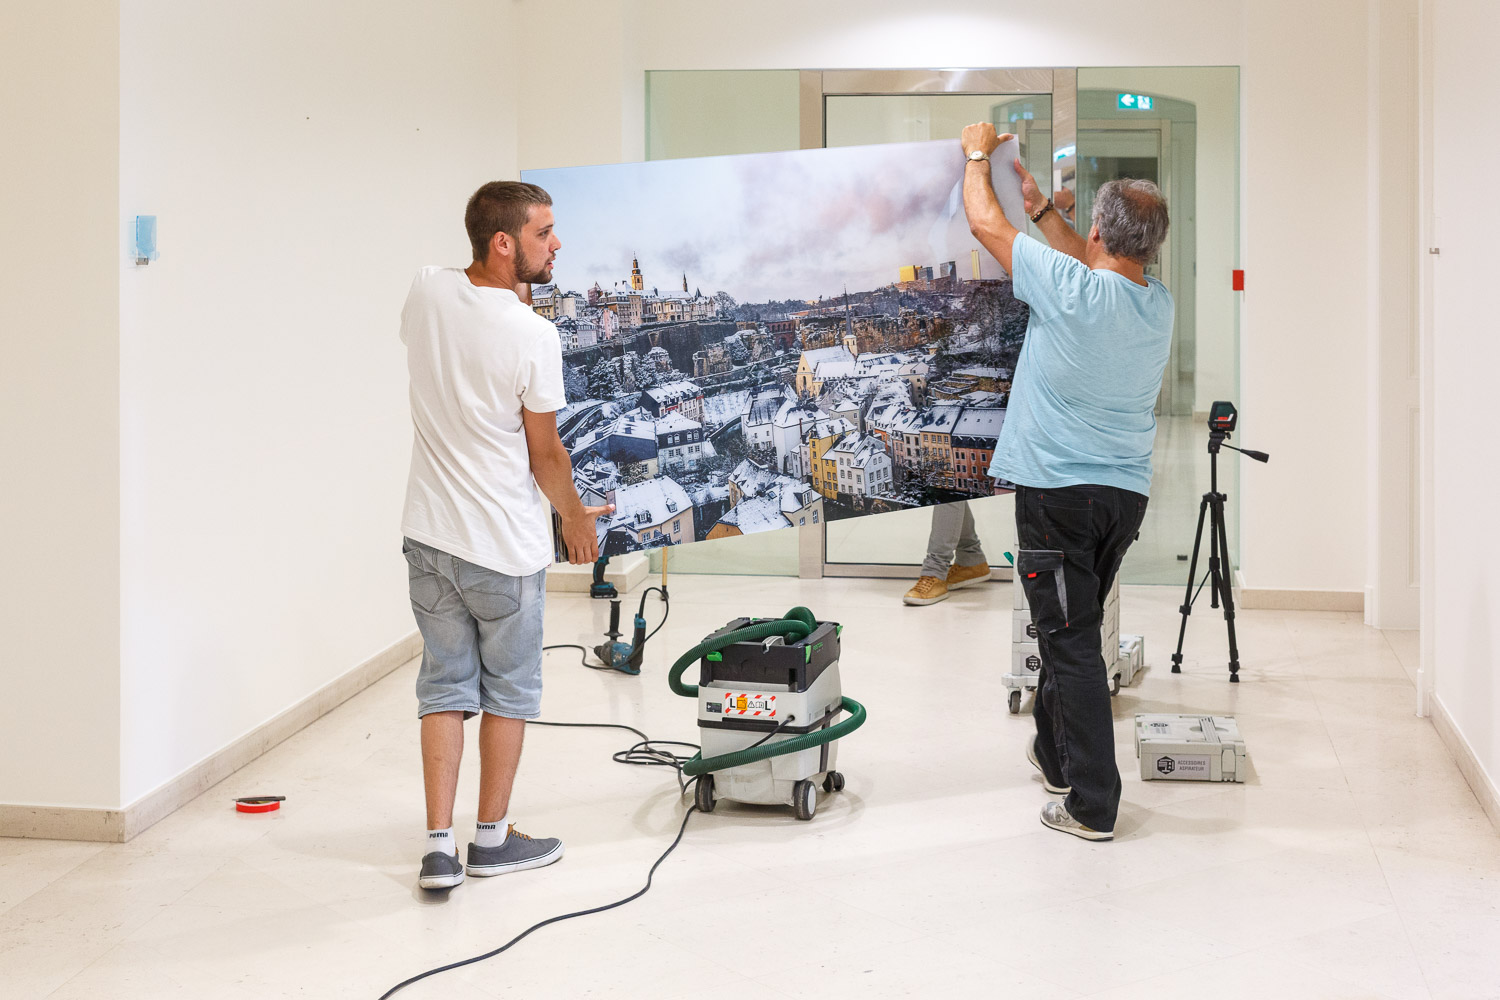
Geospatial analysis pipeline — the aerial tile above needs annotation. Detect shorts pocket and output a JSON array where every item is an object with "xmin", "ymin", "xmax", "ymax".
[
  {"xmin": 460, "ymin": 569, "xmax": 521, "ymax": 622},
  {"xmin": 1017, "ymin": 548, "xmax": 1069, "ymax": 632},
  {"xmin": 404, "ymin": 547, "xmax": 446, "ymax": 615}
]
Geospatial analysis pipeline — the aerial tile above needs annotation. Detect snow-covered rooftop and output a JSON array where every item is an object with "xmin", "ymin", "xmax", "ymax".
[
  {"xmin": 700, "ymin": 389, "xmax": 751, "ymax": 429},
  {"xmin": 801, "ymin": 346, "xmax": 854, "ymax": 368},
  {"xmin": 644, "ymin": 379, "xmax": 704, "ymax": 403},
  {"xmin": 813, "ymin": 359, "xmax": 857, "ymax": 380},
  {"xmin": 717, "ymin": 495, "xmax": 788, "ymax": 534},
  {"xmin": 729, "ymin": 458, "xmax": 779, "ymax": 498},
  {"xmin": 655, "ymin": 412, "xmax": 701, "ymax": 435},
  {"xmin": 746, "ymin": 386, "xmax": 790, "ymax": 425},
  {"xmin": 610, "ymin": 477, "xmax": 692, "ymax": 531},
  {"xmin": 952, "ymin": 407, "xmax": 1006, "ymax": 442},
  {"xmin": 917, "ymin": 404, "xmax": 964, "ymax": 433}
]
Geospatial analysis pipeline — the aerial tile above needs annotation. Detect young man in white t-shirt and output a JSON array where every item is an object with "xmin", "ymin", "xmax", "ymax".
[{"xmin": 400, "ymin": 181, "xmax": 612, "ymax": 890}]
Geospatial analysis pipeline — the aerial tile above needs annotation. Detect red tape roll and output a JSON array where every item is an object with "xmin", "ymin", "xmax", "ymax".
[{"xmin": 234, "ymin": 797, "xmax": 284, "ymax": 814}]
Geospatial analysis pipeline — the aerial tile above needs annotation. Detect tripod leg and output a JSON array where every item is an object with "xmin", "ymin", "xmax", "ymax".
[
  {"xmin": 1171, "ymin": 495, "xmax": 1212, "ymax": 673},
  {"xmin": 1206, "ymin": 500, "xmax": 1222, "ymax": 610},
  {"xmin": 1212, "ymin": 496, "xmax": 1242, "ymax": 683}
]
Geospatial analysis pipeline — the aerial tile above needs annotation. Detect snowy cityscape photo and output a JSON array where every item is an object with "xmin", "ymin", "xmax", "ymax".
[{"xmin": 521, "ymin": 140, "xmax": 1029, "ymax": 554}]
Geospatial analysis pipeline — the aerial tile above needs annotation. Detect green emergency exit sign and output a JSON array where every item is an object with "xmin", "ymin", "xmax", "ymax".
[{"xmin": 1118, "ymin": 93, "xmax": 1154, "ymax": 110}]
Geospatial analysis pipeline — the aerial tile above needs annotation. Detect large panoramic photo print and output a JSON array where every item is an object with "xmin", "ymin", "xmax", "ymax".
[{"xmin": 522, "ymin": 138, "xmax": 1028, "ymax": 555}]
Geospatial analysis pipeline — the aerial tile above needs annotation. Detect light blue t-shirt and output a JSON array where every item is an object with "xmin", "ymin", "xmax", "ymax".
[{"xmin": 988, "ymin": 233, "xmax": 1174, "ymax": 497}]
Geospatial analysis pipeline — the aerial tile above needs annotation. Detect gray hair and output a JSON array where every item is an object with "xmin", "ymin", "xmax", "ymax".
[{"xmin": 1090, "ymin": 179, "xmax": 1169, "ymax": 264}]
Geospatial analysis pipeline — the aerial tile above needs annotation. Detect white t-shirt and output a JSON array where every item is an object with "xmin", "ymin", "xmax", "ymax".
[{"xmin": 400, "ymin": 266, "xmax": 567, "ymax": 576}]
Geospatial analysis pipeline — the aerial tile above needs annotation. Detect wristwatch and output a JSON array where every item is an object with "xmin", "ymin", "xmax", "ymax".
[{"xmin": 967, "ymin": 149, "xmax": 989, "ymax": 162}]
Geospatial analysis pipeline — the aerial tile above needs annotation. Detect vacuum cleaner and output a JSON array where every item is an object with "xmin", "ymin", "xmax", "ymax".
[{"xmin": 668, "ymin": 606, "xmax": 866, "ymax": 820}]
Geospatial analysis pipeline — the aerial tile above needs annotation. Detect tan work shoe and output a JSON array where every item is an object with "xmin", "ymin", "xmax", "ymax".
[
  {"xmin": 903, "ymin": 576, "xmax": 949, "ymax": 606},
  {"xmin": 945, "ymin": 562, "xmax": 992, "ymax": 590}
]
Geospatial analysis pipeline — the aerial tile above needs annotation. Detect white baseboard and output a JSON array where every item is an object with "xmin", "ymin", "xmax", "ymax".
[
  {"xmin": 0, "ymin": 631, "xmax": 422, "ymax": 843},
  {"xmin": 1430, "ymin": 696, "xmax": 1500, "ymax": 836},
  {"xmin": 1237, "ymin": 587, "xmax": 1365, "ymax": 612}
]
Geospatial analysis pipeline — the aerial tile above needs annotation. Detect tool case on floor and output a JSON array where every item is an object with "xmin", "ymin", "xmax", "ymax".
[{"xmin": 1135, "ymin": 714, "xmax": 1247, "ymax": 782}]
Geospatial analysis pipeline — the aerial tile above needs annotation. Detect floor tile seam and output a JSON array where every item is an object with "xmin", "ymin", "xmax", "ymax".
[
  {"xmin": 209, "ymin": 852, "xmax": 379, "ymax": 913},
  {"xmin": 17, "ymin": 888, "xmax": 205, "ymax": 999},
  {"xmin": 37, "ymin": 849, "xmax": 239, "ymax": 918},
  {"xmin": 0, "ymin": 848, "xmax": 107, "ymax": 926},
  {"xmin": 41, "ymin": 936, "xmax": 189, "ymax": 1000},
  {"xmin": 1366, "ymin": 838, "xmax": 1443, "ymax": 1000},
  {"xmin": 1297, "ymin": 647, "xmax": 1369, "ymax": 812}
]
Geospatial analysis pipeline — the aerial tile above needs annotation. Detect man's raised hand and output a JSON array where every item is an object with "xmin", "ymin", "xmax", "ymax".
[
  {"xmin": 1013, "ymin": 158, "xmax": 1046, "ymax": 217},
  {"xmin": 961, "ymin": 122, "xmax": 1012, "ymax": 160}
]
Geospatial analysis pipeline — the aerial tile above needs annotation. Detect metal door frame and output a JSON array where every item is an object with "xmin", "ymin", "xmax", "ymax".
[{"xmin": 793, "ymin": 68, "xmax": 1078, "ymax": 580}]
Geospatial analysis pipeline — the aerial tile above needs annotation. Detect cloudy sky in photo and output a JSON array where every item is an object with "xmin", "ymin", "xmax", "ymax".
[{"xmin": 523, "ymin": 138, "xmax": 1023, "ymax": 304}]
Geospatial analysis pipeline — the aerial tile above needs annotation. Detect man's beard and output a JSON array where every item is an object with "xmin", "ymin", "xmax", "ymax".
[{"xmin": 516, "ymin": 245, "xmax": 552, "ymax": 285}]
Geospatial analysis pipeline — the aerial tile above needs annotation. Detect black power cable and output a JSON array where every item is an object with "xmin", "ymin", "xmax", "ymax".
[
  {"xmin": 379, "ymin": 590, "xmax": 786, "ymax": 998},
  {"xmin": 377, "ymin": 706, "xmax": 798, "ymax": 997},
  {"xmin": 376, "ymin": 805, "xmax": 696, "ymax": 1000}
]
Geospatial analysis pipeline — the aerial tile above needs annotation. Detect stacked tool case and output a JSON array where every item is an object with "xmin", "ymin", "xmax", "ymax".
[{"xmin": 1005, "ymin": 564, "xmax": 1145, "ymax": 714}]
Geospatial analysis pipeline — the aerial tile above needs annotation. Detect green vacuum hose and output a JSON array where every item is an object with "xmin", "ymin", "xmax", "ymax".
[{"xmin": 667, "ymin": 606, "xmax": 867, "ymax": 778}]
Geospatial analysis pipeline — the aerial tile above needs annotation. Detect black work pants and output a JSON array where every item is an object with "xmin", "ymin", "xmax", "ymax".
[{"xmin": 1015, "ymin": 484, "xmax": 1147, "ymax": 832}]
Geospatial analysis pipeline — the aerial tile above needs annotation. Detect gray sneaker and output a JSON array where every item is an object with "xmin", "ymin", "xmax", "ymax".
[
  {"xmin": 1027, "ymin": 739, "xmax": 1071, "ymax": 795},
  {"xmin": 418, "ymin": 850, "xmax": 465, "ymax": 889},
  {"xmin": 465, "ymin": 825, "xmax": 564, "ymax": 878},
  {"xmin": 1040, "ymin": 801, "xmax": 1113, "ymax": 841}
]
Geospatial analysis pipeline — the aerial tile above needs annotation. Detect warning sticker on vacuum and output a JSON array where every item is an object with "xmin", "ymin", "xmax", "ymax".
[
  {"xmin": 723, "ymin": 693, "xmax": 777, "ymax": 717},
  {"xmin": 1152, "ymin": 754, "xmax": 1210, "ymax": 779}
]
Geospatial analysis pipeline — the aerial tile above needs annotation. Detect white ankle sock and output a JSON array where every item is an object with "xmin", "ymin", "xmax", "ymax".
[
  {"xmin": 425, "ymin": 827, "xmax": 455, "ymax": 856},
  {"xmin": 474, "ymin": 818, "xmax": 509, "ymax": 849}
]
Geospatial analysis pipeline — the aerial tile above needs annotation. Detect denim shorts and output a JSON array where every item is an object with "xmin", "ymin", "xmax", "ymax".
[{"xmin": 402, "ymin": 537, "xmax": 546, "ymax": 720}]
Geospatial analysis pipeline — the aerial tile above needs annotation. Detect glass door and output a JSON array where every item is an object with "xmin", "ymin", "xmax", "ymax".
[{"xmin": 642, "ymin": 67, "xmax": 1238, "ymax": 583}]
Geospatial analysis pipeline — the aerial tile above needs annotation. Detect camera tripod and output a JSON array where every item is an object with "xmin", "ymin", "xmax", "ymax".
[{"xmin": 1170, "ymin": 403, "xmax": 1268, "ymax": 682}]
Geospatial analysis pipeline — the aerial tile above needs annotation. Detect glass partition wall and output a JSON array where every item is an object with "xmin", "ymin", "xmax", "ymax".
[{"xmin": 644, "ymin": 67, "xmax": 1239, "ymax": 583}]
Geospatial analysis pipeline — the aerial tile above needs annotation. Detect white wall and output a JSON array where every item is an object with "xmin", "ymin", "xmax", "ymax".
[
  {"xmin": 1428, "ymin": 0, "xmax": 1500, "ymax": 805},
  {"xmin": 1238, "ymin": 0, "xmax": 1373, "ymax": 595},
  {"xmin": 0, "ymin": 3, "xmax": 123, "ymax": 810},
  {"xmin": 115, "ymin": 0, "xmax": 516, "ymax": 805}
]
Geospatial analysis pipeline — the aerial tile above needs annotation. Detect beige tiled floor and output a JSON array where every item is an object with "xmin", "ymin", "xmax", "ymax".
[{"xmin": 4, "ymin": 578, "xmax": 1498, "ymax": 999}]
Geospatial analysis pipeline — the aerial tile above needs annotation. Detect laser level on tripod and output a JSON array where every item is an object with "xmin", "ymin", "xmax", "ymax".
[{"xmin": 1170, "ymin": 401, "xmax": 1269, "ymax": 682}]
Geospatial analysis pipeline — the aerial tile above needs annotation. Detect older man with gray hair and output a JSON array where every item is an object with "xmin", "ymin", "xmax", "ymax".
[{"xmin": 961, "ymin": 122, "xmax": 1173, "ymax": 842}]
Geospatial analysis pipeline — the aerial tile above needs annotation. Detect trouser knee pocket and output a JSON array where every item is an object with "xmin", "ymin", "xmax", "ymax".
[{"xmin": 1017, "ymin": 548, "xmax": 1068, "ymax": 631}]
